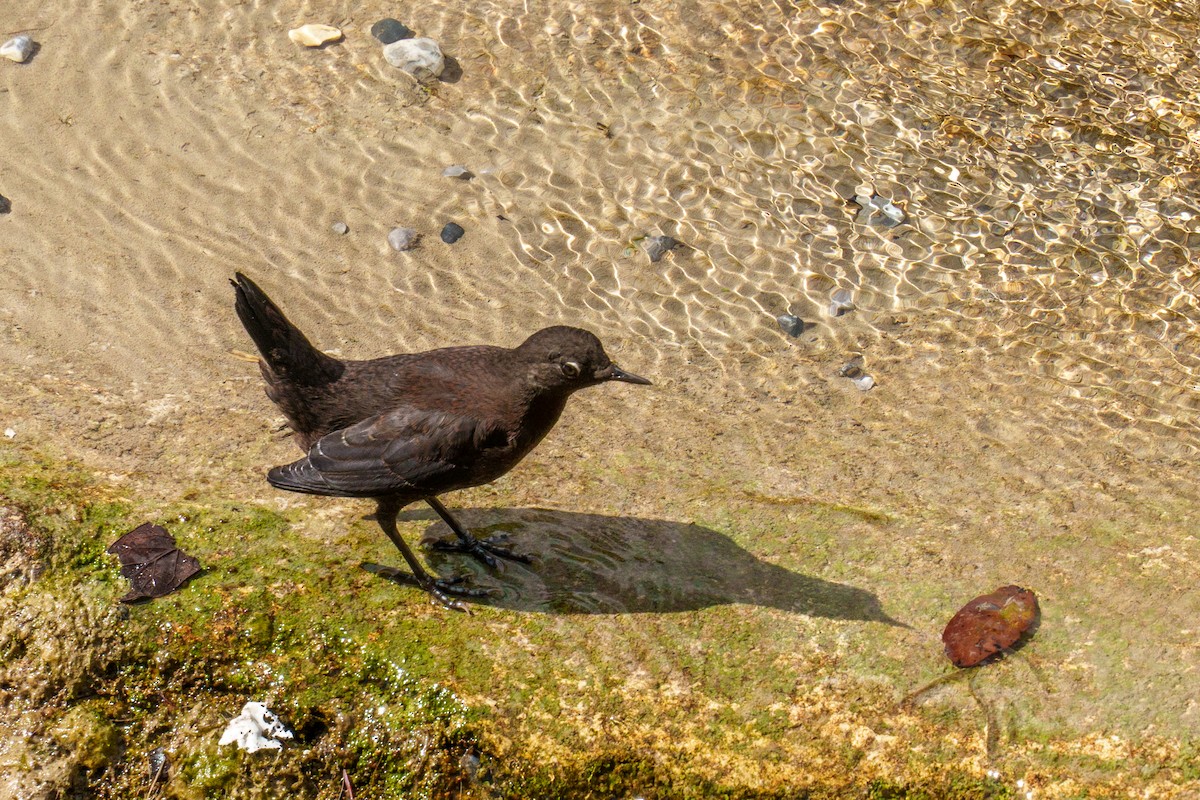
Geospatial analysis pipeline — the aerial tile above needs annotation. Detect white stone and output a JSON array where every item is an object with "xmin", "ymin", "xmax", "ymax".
[
  {"xmin": 383, "ymin": 38, "xmax": 445, "ymax": 81},
  {"xmin": 3, "ymin": 428, "xmax": 13, "ymax": 439},
  {"xmin": 1, "ymin": 36, "xmax": 33, "ymax": 63},
  {"xmin": 387, "ymin": 227, "xmax": 418, "ymax": 251},
  {"xmin": 218, "ymin": 702, "xmax": 293, "ymax": 753},
  {"xmin": 288, "ymin": 24, "xmax": 342, "ymax": 47}
]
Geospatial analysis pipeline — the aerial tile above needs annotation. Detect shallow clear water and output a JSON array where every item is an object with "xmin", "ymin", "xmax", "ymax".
[
  {"xmin": 2, "ymin": 0, "xmax": 1200, "ymax": 786},
  {"xmin": 3, "ymin": 0, "xmax": 1199, "ymax": 451}
]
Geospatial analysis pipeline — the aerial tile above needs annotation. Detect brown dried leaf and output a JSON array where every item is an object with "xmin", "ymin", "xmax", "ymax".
[
  {"xmin": 106, "ymin": 523, "xmax": 201, "ymax": 603},
  {"xmin": 942, "ymin": 585, "xmax": 1038, "ymax": 668}
]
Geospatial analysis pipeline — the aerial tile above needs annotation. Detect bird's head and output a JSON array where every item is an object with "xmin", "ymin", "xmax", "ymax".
[{"xmin": 516, "ymin": 326, "xmax": 651, "ymax": 393}]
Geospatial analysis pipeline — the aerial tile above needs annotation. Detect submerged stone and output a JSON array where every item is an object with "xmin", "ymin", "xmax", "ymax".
[
  {"xmin": 776, "ymin": 314, "xmax": 805, "ymax": 337},
  {"xmin": 371, "ymin": 18, "xmax": 412, "ymax": 44},
  {"xmin": 943, "ymin": 585, "xmax": 1039, "ymax": 668},
  {"xmin": 384, "ymin": 37, "xmax": 445, "ymax": 81},
  {"xmin": 1, "ymin": 35, "xmax": 33, "ymax": 63},
  {"xmin": 837, "ymin": 357, "xmax": 864, "ymax": 379},
  {"xmin": 288, "ymin": 24, "xmax": 343, "ymax": 47},
  {"xmin": 837, "ymin": 358, "xmax": 874, "ymax": 390},
  {"xmin": 828, "ymin": 288, "xmax": 855, "ymax": 317},
  {"xmin": 148, "ymin": 747, "xmax": 169, "ymax": 784},
  {"xmin": 440, "ymin": 222, "xmax": 465, "ymax": 244},
  {"xmin": 643, "ymin": 235, "xmax": 678, "ymax": 263},
  {"xmin": 331, "ymin": 221, "xmax": 349, "ymax": 235},
  {"xmin": 854, "ymin": 193, "xmax": 906, "ymax": 227},
  {"xmin": 0, "ymin": 194, "xmax": 9, "ymax": 214},
  {"xmin": 388, "ymin": 227, "xmax": 418, "ymax": 251}
]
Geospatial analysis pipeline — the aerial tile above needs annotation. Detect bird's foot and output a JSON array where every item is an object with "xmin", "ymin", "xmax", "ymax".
[
  {"xmin": 360, "ymin": 562, "xmax": 495, "ymax": 612},
  {"xmin": 427, "ymin": 533, "xmax": 533, "ymax": 568}
]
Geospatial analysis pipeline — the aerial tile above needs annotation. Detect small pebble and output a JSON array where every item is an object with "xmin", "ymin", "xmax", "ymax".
[
  {"xmin": 148, "ymin": 747, "xmax": 169, "ymax": 782},
  {"xmin": 442, "ymin": 165, "xmax": 473, "ymax": 180},
  {"xmin": 854, "ymin": 193, "xmax": 906, "ymax": 227},
  {"xmin": 875, "ymin": 197, "xmax": 905, "ymax": 226},
  {"xmin": 837, "ymin": 358, "xmax": 864, "ymax": 379},
  {"xmin": 3, "ymin": 428, "xmax": 14, "ymax": 439},
  {"xmin": 776, "ymin": 314, "xmax": 804, "ymax": 337},
  {"xmin": 371, "ymin": 18, "xmax": 412, "ymax": 44},
  {"xmin": 288, "ymin": 24, "xmax": 342, "ymax": 47},
  {"xmin": 828, "ymin": 288, "xmax": 855, "ymax": 317},
  {"xmin": 331, "ymin": 221, "xmax": 349, "ymax": 235},
  {"xmin": 459, "ymin": 753, "xmax": 481, "ymax": 781},
  {"xmin": 0, "ymin": 194, "xmax": 10, "ymax": 214},
  {"xmin": 642, "ymin": 235, "xmax": 678, "ymax": 263},
  {"xmin": 440, "ymin": 222, "xmax": 465, "ymax": 244},
  {"xmin": 1, "ymin": 35, "xmax": 33, "ymax": 63},
  {"xmin": 388, "ymin": 227, "xmax": 418, "ymax": 251},
  {"xmin": 838, "ymin": 358, "xmax": 875, "ymax": 389},
  {"xmin": 383, "ymin": 38, "xmax": 445, "ymax": 81}
]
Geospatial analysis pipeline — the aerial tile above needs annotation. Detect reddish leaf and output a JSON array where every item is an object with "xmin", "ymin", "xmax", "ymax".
[
  {"xmin": 106, "ymin": 523, "xmax": 201, "ymax": 603},
  {"xmin": 942, "ymin": 585, "xmax": 1038, "ymax": 668}
]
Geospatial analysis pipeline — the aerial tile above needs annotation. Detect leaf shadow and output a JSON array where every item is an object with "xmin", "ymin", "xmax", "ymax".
[{"xmin": 378, "ymin": 506, "xmax": 903, "ymax": 624}]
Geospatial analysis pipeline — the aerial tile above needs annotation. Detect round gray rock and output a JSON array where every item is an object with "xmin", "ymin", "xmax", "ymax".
[{"xmin": 383, "ymin": 38, "xmax": 445, "ymax": 81}]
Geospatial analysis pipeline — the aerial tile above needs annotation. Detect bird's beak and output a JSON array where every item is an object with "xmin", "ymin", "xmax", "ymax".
[{"xmin": 603, "ymin": 365, "xmax": 652, "ymax": 385}]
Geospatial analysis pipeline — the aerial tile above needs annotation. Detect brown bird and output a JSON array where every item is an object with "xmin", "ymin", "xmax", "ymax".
[{"xmin": 231, "ymin": 272, "xmax": 651, "ymax": 609}]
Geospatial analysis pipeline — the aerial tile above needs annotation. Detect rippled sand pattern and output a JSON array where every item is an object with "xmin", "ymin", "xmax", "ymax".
[{"xmin": 3, "ymin": 0, "xmax": 1199, "ymax": 454}]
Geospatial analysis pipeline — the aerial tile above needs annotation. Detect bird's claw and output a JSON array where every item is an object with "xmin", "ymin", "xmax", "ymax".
[
  {"xmin": 427, "ymin": 577, "xmax": 496, "ymax": 611},
  {"xmin": 360, "ymin": 562, "xmax": 496, "ymax": 611},
  {"xmin": 428, "ymin": 534, "xmax": 533, "ymax": 567}
]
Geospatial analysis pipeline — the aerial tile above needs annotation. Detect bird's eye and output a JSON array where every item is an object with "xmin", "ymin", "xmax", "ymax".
[{"xmin": 561, "ymin": 361, "xmax": 581, "ymax": 379}]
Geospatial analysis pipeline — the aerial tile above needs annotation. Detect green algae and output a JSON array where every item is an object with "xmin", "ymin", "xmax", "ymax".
[{"xmin": 1, "ymin": 444, "xmax": 1197, "ymax": 798}]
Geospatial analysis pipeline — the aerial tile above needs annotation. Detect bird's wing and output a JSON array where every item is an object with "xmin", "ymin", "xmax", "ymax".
[{"xmin": 267, "ymin": 407, "xmax": 504, "ymax": 497}]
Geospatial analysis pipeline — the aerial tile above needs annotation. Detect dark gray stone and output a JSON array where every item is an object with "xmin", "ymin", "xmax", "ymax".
[
  {"xmin": 371, "ymin": 18, "xmax": 412, "ymax": 44},
  {"xmin": 643, "ymin": 235, "xmax": 678, "ymax": 263},
  {"xmin": 776, "ymin": 314, "xmax": 805, "ymax": 337},
  {"xmin": 440, "ymin": 222, "xmax": 465, "ymax": 244}
]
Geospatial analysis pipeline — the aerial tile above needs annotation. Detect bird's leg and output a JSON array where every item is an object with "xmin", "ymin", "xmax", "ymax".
[
  {"xmin": 364, "ymin": 499, "xmax": 492, "ymax": 611},
  {"xmin": 424, "ymin": 496, "xmax": 533, "ymax": 567}
]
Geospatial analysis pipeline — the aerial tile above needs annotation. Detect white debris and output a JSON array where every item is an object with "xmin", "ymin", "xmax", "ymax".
[
  {"xmin": 3, "ymin": 429, "xmax": 14, "ymax": 439},
  {"xmin": 218, "ymin": 702, "xmax": 294, "ymax": 753}
]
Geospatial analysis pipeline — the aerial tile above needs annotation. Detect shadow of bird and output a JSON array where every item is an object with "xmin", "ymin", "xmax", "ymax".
[{"xmin": 359, "ymin": 506, "xmax": 905, "ymax": 625}]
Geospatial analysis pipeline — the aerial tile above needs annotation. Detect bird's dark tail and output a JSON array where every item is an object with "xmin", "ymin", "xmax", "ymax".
[{"xmin": 231, "ymin": 272, "xmax": 343, "ymax": 386}]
